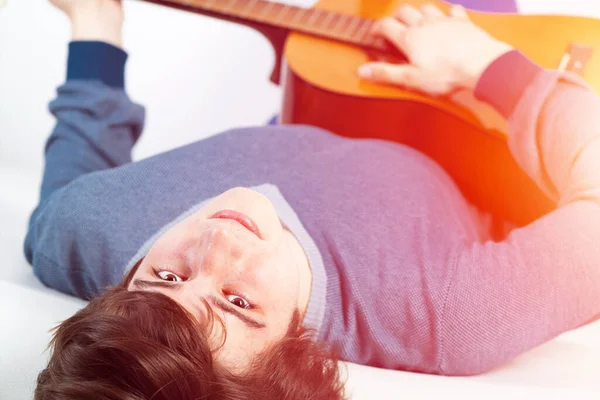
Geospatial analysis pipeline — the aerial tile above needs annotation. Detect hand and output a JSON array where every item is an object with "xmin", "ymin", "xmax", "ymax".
[
  {"xmin": 358, "ymin": 4, "xmax": 513, "ymax": 96},
  {"xmin": 49, "ymin": 0, "xmax": 124, "ymax": 48}
]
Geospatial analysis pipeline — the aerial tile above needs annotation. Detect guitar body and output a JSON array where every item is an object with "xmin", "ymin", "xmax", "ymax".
[{"xmin": 281, "ymin": 0, "xmax": 600, "ymax": 226}]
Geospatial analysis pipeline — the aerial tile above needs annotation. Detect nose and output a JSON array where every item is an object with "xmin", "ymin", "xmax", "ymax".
[{"xmin": 185, "ymin": 222, "xmax": 245, "ymax": 276}]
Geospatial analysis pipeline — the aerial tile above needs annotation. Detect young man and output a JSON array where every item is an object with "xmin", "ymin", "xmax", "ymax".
[{"xmin": 28, "ymin": 0, "xmax": 600, "ymax": 398}]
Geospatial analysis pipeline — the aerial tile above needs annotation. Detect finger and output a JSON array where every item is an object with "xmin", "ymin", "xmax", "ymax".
[
  {"xmin": 449, "ymin": 4, "xmax": 469, "ymax": 20},
  {"xmin": 394, "ymin": 4, "xmax": 423, "ymax": 27},
  {"xmin": 358, "ymin": 62, "xmax": 424, "ymax": 90},
  {"xmin": 371, "ymin": 16, "xmax": 408, "ymax": 53},
  {"xmin": 421, "ymin": 4, "xmax": 444, "ymax": 19},
  {"xmin": 358, "ymin": 63, "xmax": 452, "ymax": 95}
]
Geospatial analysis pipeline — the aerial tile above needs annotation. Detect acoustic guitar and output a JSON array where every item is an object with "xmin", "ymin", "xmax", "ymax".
[{"xmin": 140, "ymin": 0, "xmax": 600, "ymax": 226}]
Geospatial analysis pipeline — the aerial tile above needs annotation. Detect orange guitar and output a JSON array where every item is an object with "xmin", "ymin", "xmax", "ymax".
[{"xmin": 141, "ymin": 0, "xmax": 600, "ymax": 226}]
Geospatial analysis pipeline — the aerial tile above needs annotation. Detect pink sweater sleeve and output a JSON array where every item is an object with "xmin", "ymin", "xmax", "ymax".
[{"xmin": 437, "ymin": 51, "xmax": 600, "ymax": 375}]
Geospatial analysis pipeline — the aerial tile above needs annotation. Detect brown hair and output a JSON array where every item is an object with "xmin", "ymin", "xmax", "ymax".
[{"xmin": 35, "ymin": 263, "xmax": 346, "ymax": 399}]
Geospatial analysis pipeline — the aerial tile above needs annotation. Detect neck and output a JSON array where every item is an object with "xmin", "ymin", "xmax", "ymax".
[
  {"xmin": 143, "ymin": 0, "xmax": 388, "ymax": 51},
  {"xmin": 284, "ymin": 228, "xmax": 312, "ymax": 319}
]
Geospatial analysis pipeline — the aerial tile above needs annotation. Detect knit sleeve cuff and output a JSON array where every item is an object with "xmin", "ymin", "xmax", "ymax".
[
  {"xmin": 67, "ymin": 41, "xmax": 128, "ymax": 89},
  {"xmin": 474, "ymin": 50, "xmax": 543, "ymax": 119}
]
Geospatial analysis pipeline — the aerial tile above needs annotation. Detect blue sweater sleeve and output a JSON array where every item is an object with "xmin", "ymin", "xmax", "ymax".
[
  {"xmin": 67, "ymin": 41, "xmax": 128, "ymax": 89},
  {"xmin": 24, "ymin": 41, "xmax": 145, "ymax": 266}
]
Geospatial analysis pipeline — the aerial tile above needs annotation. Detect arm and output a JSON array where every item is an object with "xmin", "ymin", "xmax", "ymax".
[
  {"xmin": 38, "ymin": 0, "xmax": 141, "ymax": 202},
  {"xmin": 439, "ymin": 53, "xmax": 600, "ymax": 374},
  {"xmin": 39, "ymin": 43, "xmax": 143, "ymax": 202},
  {"xmin": 25, "ymin": 0, "xmax": 144, "ymax": 263},
  {"xmin": 359, "ymin": 4, "xmax": 600, "ymax": 374}
]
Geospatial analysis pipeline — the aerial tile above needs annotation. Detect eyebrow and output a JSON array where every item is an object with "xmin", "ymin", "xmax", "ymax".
[{"xmin": 131, "ymin": 279, "xmax": 266, "ymax": 329}]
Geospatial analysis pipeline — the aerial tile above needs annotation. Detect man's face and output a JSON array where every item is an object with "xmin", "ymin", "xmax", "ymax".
[{"xmin": 128, "ymin": 187, "xmax": 311, "ymax": 370}]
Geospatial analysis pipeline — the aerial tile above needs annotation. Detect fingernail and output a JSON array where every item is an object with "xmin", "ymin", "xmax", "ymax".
[{"xmin": 358, "ymin": 66, "xmax": 372, "ymax": 79}]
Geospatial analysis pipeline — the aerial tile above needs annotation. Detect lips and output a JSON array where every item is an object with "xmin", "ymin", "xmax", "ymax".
[{"xmin": 210, "ymin": 209, "xmax": 262, "ymax": 239}]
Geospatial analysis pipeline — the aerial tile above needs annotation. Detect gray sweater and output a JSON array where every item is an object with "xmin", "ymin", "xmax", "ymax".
[{"xmin": 24, "ymin": 42, "xmax": 600, "ymax": 376}]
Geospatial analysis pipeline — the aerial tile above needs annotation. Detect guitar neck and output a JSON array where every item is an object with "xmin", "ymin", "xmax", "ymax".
[{"xmin": 142, "ymin": 0, "xmax": 387, "ymax": 51}]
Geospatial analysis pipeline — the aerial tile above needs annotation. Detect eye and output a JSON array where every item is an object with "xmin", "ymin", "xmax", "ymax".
[
  {"xmin": 225, "ymin": 293, "xmax": 252, "ymax": 310},
  {"xmin": 156, "ymin": 270, "xmax": 184, "ymax": 282}
]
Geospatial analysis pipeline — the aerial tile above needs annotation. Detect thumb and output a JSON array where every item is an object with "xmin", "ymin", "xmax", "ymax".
[
  {"xmin": 358, "ymin": 63, "xmax": 427, "ymax": 91},
  {"xmin": 449, "ymin": 4, "xmax": 470, "ymax": 20}
]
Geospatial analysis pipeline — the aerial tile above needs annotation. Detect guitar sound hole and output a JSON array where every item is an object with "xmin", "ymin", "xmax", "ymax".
[
  {"xmin": 365, "ymin": 49, "xmax": 409, "ymax": 64},
  {"xmin": 365, "ymin": 39, "xmax": 409, "ymax": 64}
]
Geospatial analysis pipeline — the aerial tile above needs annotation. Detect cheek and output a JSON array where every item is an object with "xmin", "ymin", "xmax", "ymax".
[
  {"xmin": 146, "ymin": 229, "xmax": 190, "ymax": 261},
  {"xmin": 264, "ymin": 265, "xmax": 300, "ymax": 312},
  {"xmin": 249, "ymin": 255, "xmax": 298, "ymax": 298}
]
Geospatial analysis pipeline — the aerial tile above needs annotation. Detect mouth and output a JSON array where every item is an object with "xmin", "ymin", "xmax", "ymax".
[{"xmin": 210, "ymin": 209, "xmax": 263, "ymax": 239}]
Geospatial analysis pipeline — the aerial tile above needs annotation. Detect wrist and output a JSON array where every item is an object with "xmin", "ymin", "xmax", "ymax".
[
  {"xmin": 70, "ymin": 5, "xmax": 124, "ymax": 48},
  {"xmin": 459, "ymin": 40, "xmax": 514, "ymax": 91}
]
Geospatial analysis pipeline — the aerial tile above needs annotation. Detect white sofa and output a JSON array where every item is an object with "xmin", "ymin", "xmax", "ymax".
[{"xmin": 1, "ymin": 0, "xmax": 599, "ymax": 398}]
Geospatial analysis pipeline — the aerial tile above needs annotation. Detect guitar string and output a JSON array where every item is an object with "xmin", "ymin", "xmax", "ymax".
[
  {"xmin": 223, "ymin": 0, "xmax": 237, "ymax": 12},
  {"xmin": 331, "ymin": 13, "xmax": 347, "ymax": 33},
  {"xmin": 174, "ymin": 0, "xmax": 379, "ymax": 49},
  {"xmin": 274, "ymin": 3, "xmax": 290, "ymax": 21},
  {"xmin": 344, "ymin": 16, "xmax": 362, "ymax": 38},
  {"xmin": 289, "ymin": 6, "xmax": 307, "ymax": 27},
  {"xmin": 258, "ymin": 0, "xmax": 275, "ymax": 19}
]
